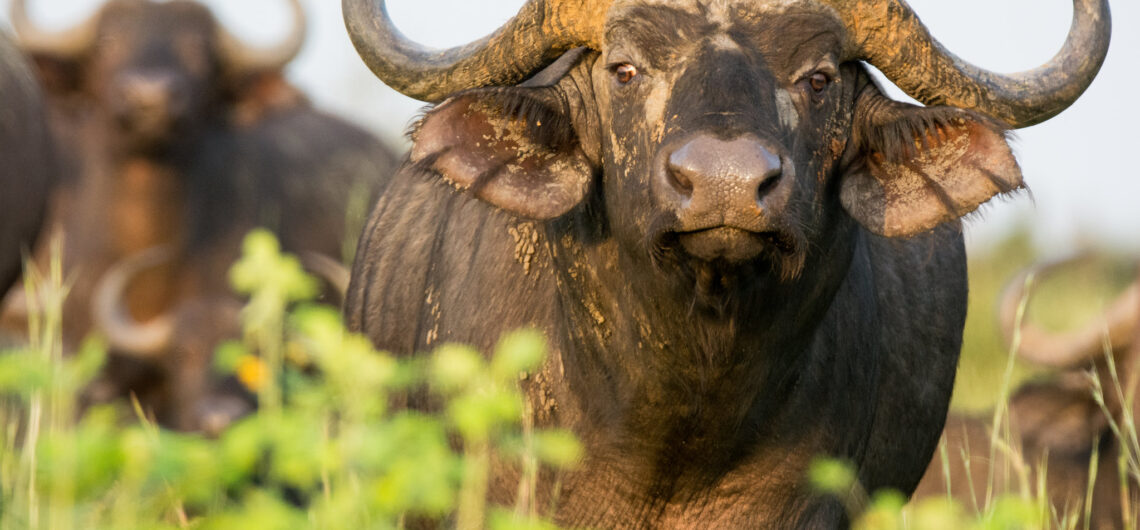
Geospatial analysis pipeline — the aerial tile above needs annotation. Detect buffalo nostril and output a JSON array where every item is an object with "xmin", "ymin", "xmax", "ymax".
[
  {"xmin": 753, "ymin": 149, "xmax": 783, "ymax": 202},
  {"xmin": 756, "ymin": 170, "xmax": 782, "ymax": 202},
  {"xmin": 667, "ymin": 166, "xmax": 695, "ymax": 198}
]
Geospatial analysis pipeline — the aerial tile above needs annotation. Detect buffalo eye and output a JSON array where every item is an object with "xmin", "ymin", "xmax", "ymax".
[
  {"xmin": 800, "ymin": 72, "xmax": 831, "ymax": 98},
  {"xmin": 613, "ymin": 63, "xmax": 639, "ymax": 85}
]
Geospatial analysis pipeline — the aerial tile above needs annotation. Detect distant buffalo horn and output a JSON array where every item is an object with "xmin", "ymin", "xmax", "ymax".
[
  {"xmin": 10, "ymin": 0, "xmax": 99, "ymax": 57},
  {"xmin": 344, "ymin": 0, "xmax": 1109, "ymax": 127},
  {"xmin": 13, "ymin": 0, "xmax": 307, "ymax": 73},
  {"xmin": 999, "ymin": 257, "xmax": 1139, "ymax": 369},
  {"xmin": 92, "ymin": 246, "xmax": 176, "ymax": 358},
  {"xmin": 217, "ymin": 0, "xmax": 308, "ymax": 74},
  {"xmin": 300, "ymin": 252, "xmax": 351, "ymax": 299}
]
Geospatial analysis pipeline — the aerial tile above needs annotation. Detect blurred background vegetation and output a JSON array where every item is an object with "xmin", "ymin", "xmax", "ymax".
[
  {"xmin": 0, "ymin": 231, "xmax": 581, "ymax": 529},
  {"xmin": 954, "ymin": 227, "xmax": 1137, "ymax": 413}
]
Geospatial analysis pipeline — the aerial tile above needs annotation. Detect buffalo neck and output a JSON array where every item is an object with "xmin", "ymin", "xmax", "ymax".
[
  {"xmin": 93, "ymin": 113, "xmax": 223, "ymax": 259},
  {"xmin": 80, "ymin": 112, "xmax": 209, "ymax": 321},
  {"xmin": 544, "ymin": 208, "xmax": 877, "ymax": 487},
  {"xmin": 106, "ymin": 157, "xmax": 186, "ymax": 321}
]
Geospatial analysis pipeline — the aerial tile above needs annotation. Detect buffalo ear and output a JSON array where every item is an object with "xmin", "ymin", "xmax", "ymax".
[
  {"xmin": 841, "ymin": 96, "xmax": 1023, "ymax": 238},
  {"xmin": 411, "ymin": 88, "xmax": 594, "ymax": 220}
]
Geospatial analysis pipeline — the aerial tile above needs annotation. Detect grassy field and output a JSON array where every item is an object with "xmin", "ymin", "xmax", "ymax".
[{"xmin": 0, "ymin": 228, "xmax": 1135, "ymax": 528}]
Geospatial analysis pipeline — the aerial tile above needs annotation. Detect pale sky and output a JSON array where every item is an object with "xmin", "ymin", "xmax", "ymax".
[{"xmin": 2, "ymin": 0, "xmax": 1137, "ymax": 255}]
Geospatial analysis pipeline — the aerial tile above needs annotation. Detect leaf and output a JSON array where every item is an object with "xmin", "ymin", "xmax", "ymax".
[
  {"xmin": 430, "ymin": 344, "xmax": 487, "ymax": 395},
  {"xmin": 533, "ymin": 430, "xmax": 583, "ymax": 470},
  {"xmin": 491, "ymin": 329, "xmax": 547, "ymax": 382},
  {"xmin": 808, "ymin": 458, "xmax": 857, "ymax": 495}
]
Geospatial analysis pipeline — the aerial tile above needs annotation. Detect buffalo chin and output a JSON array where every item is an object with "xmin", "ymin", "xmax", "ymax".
[
  {"xmin": 652, "ymin": 227, "xmax": 805, "ymax": 315},
  {"xmin": 652, "ymin": 226, "xmax": 803, "ymax": 276}
]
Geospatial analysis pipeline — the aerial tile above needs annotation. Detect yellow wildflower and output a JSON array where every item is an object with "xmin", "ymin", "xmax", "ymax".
[{"xmin": 236, "ymin": 355, "xmax": 268, "ymax": 392}]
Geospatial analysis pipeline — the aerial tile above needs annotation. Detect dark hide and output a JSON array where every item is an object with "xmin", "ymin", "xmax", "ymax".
[
  {"xmin": 347, "ymin": 3, "xmax": 1022, "ymax": 527},
  {"xmin": 0, "ymin": 32, "xmax": 55, "ymax": 296}
]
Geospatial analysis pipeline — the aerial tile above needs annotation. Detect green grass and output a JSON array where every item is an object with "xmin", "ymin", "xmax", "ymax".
[{"xmin": 1, "ymin": 227, "xmax": 1136, "ymax": 528}]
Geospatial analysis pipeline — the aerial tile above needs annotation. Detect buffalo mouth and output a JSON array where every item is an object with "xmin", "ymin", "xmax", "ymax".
[
  {"xmin": 115, "ymin": 113, "xmax": 184, "ymax": 154},
  {"xmin": 675, "ymin": 226, "xmax": 797, "ymax": 264},
  {"xmin": 646, "ymin": 213, "xmax": 807, "ymax": 284}
]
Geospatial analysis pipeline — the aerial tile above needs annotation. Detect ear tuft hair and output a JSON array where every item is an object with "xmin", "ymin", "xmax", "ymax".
[
  {"xmin": 855, "ymin": 93, "xmax": 1009, "ymax": 165},
  {"xmin": 843, "ymin": 84, "xmax": 1025, "ymax": 238},
  {"xmin": 484, "ymin": 87, "xmax": 576, "ymax": 152}
]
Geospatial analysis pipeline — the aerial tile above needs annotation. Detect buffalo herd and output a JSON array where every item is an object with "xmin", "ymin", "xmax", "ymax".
[
  {"xmin": 2, "ymin": 0, "xmax": 396, "ymax": 431},
  {"xmin": 0, "ymin": 0, "xmax": 1116, "ymax": 526}
]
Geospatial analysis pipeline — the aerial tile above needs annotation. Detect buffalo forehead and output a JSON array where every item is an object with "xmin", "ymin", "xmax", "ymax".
[
  {"xmin": 607, "ymin": 0, "xmax": 842, "ymax": 28},
  {"xmin": 92, "ymin": 1, "xmax": 220, "ymax": 75},
  {"xmin": 95, "ymin": 0, "xmax": 222, "ymax": 55},
  {"xmin": 608, "ymin": 0, "xmax": 839, "ymax": 13},
  {"xmin": 99, "ymin": 0, "xmax": 217, "ymax": 30},
  {"xmin": 604, "ymin": 1, "xmax": 846, "ymax": 78}
]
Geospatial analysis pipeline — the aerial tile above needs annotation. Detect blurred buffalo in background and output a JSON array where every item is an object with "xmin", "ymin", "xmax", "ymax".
[
  {"xmin": 0, "ymin": 0, "xmax": 398, "ymax": 432},
  {"xmin": 915, "ymin": 258, "xmax": 1140, "ymax": 529},
  {"xmin": 0, "ymin": 31, "xmax": 55, "ymax": 299}
]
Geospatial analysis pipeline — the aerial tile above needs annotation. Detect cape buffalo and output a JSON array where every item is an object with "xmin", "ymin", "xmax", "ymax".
[
  {"xmin": 343, "ymin": 0, "xmax": 1110, "ymax": 526},
  {"xmin": 915, "ymin": 259, "xmax": 1140, "ymax": 529},
  {"xmin": 4, "ymin": 0, "xmax": 397, "ymax": 431},
  {"xmin": 0, "ymin": 31, "xmax": 54, "ymax": 298}
]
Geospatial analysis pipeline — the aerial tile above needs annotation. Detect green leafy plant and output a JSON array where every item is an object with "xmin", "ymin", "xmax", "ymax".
[
  {"xmin": 0, "ymin": 229, "xmax": 581, "ymax": 529},
  {"xmin": 5, "ymin": 228, "xmax": 1136, "ymax": 529}
]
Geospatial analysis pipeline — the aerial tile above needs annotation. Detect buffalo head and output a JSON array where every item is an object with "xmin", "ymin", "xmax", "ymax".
[
  {"xmin": 11, "ymin": 0, "xmax": 306, "ymax": 154},
  {"xmin": 344, "ymin": 0, "xmax": 1107, "ymax": 302}
]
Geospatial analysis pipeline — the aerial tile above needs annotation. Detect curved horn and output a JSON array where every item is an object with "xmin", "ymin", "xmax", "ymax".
[
  {"xmin": 345, "ymin": 0, "xmax": 1109, "ymax": 118},
  {"xmin": 342, "ymin": 0, "xmax": 610, "ymax": 102},
  {"xmin": 217, "ymin": 0, "xmax": 307, "ymax": 74},
  {"xmin": 833, "ymin": 0, "xmax": 1111, "ymax": 128},
  {"xmin": 92, "ymin": 247, "xmax": 176, "ymax": 358},
  {"xmin": 300, "ymin": 252, "xmax": 350, "ymax": 300},
  {"xmin": 999, "ymin": 258, "xmax": 1139, "ymax": 369},
  {"xmin": 9, "ymin": 0, "xmax": 100, "ymax": 57}
]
